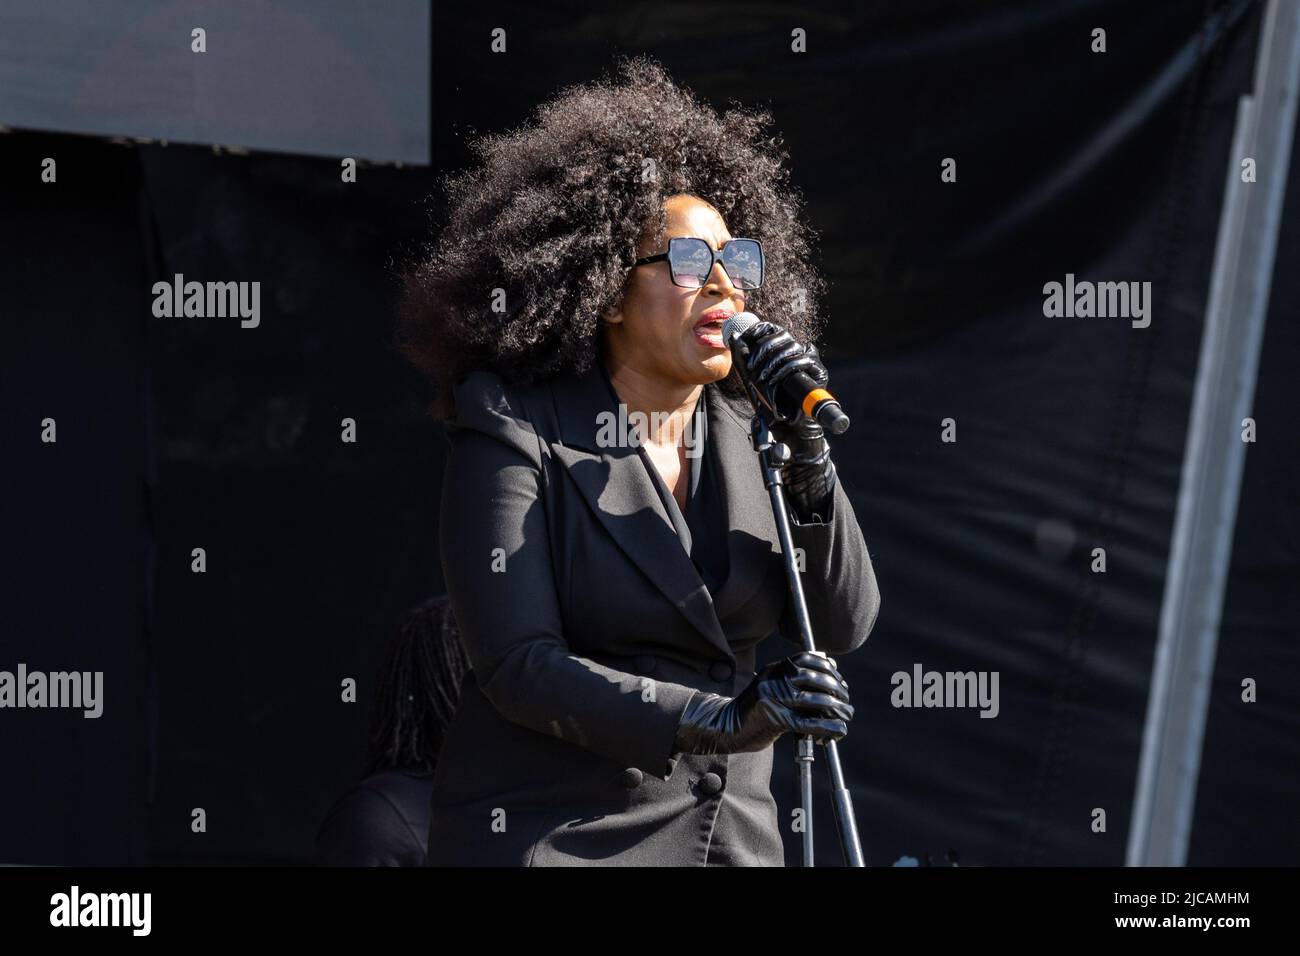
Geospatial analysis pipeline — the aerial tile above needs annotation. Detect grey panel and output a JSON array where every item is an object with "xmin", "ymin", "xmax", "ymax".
[{"xmin": 0, "ymin": 0, "xmax": 429, "ymax": 163}]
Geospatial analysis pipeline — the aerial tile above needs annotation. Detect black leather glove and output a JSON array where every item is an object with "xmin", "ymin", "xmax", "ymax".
[
  {"xmin": 739, "ymin": 322, "xmax": 837, "ymax": 523},
  {"xmin": 673, "ymin": 652, "xmax": 853, "ymax": 756},
  {"xmin": 769, "ymin": 411, "xmax": 836, "ymax": 524}
]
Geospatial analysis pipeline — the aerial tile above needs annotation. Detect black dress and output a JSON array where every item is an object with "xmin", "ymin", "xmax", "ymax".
[
  {"xmin": 425, "ymin": 363, "xmax": 880, "ymax": 866},
  {"xmin": 599, "ymin": 368, "xmax": 785, "ymax": 867}
]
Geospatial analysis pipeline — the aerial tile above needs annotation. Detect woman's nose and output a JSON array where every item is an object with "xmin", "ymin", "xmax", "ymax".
[{"xmin": 704, "ymin": 261, "xmax": 740, "ymax": 297}]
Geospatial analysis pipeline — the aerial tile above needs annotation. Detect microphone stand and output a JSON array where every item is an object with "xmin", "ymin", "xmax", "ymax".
[{"xmin": 748, "ymin": 409, "xmax": 866, "ymax": 867}]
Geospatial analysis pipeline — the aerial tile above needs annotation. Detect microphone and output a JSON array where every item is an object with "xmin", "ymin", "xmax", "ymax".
[{"xmin": 722, "ymin": 312, "xmax": 851, "ymax": 435}]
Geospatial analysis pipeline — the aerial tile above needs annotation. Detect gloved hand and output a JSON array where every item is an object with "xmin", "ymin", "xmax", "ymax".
[
  {"xmin": 673, "ymin": 652, "xmax": 853, "ymax": 756},
  {"xmin": 769, "ymin": 411, "xmax": 836, "ymax": 524},
  {"xmin": 738, "ymin": 322, "xmax": 837, "ymax": 523}
]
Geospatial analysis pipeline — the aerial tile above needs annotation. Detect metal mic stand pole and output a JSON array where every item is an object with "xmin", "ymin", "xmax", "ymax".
[{"xmin": 749, "ymin": 410, "xmax": 866, "ymax": 868}]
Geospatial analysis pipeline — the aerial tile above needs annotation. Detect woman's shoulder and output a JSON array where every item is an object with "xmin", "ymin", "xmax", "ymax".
[
  {"xmin": 447, "ymin": 369, "xmax": 549, "ymax": 467},
  {"xmin": 451, "ymin": 369, "xmax": 517, "ymax": 422}
]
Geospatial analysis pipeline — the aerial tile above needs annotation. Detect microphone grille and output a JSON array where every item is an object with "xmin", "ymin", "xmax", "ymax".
[{"xmin": 721, "ymin": 311, "xmax": 759, "ymax": 346}]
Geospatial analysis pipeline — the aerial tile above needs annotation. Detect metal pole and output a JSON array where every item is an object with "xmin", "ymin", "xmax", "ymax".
[
  {"xmin": 751, "ymin": 412, "xmax": 865, "ymax": 867},
  {"xmin": 1127, "ymin": 0, "xmax": 1300, "ymax": 866}
]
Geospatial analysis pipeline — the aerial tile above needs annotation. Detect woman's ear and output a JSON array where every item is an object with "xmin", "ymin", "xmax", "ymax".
[{"xmin": 601, "ymin": 304, "xmax": 623, "ymax": 326}]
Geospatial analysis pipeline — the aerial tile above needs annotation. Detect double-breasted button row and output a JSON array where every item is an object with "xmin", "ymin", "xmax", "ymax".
[
  {"xmin": 709, "ymin": 661, "xmax": 734, "ymax": 682},
  {"xmin": 617, "ymin": 767, "xmax": 644, "ymax": 789}
]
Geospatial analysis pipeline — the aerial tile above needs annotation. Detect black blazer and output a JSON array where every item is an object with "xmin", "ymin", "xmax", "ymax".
[{"xmin": 426, "ymin": 361, "xmax": 880, "ymax": 866}]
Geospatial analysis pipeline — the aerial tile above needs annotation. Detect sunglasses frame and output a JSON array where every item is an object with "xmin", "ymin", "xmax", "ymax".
[{"xmin": 633, "ymin": 236, "xmax": 765, "ymax": 290}]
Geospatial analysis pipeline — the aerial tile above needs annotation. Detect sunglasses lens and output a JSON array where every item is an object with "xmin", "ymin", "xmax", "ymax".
[
  {"xmin": 664, "ymin": 238, "xmax": 764, "ymax": 289},
  {"xmin": 721, "ymin": 240, "xmax": 763, "ymax": 290},
  {"xmin": 668, "ymin": 238, "xmax": 711, "ymax": 288}
]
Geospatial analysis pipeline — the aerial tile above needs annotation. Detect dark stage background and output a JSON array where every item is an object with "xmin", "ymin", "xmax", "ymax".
[{"xmin": 2, "ymin": 0, "xmax": 1296, "ymax": 866}]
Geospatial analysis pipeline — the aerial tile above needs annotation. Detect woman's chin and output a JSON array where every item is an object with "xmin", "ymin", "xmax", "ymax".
[
  {"xmin": 700, "ymin": 354, "xmax": 732, "ymax": 381},
  {"xmin": 667, "ymin": 347, "xmax": 731, "ymax": 384}
]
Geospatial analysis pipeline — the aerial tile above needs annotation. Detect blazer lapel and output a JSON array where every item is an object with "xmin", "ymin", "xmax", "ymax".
[
  {"xmin": 549, "ymin": 364, "xmax": 735, "ymax": 661},
  {"xmin": 704, "ymin": 386, "xmax": 783, "ymax": 623}
]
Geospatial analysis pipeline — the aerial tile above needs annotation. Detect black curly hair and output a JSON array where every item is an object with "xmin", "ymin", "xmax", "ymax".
[
  {"xmin": 366, "ymin": 595, "xmax": 469, "ymax": 776},
  {"xmin": 397, "ymin": 55, "xmax": 829, "ymax": 421}
]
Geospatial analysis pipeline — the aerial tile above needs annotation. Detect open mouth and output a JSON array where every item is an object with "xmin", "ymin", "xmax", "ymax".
[{"xmin": 693, "ymin": 318, "xmax": 728, "ymax": 348}]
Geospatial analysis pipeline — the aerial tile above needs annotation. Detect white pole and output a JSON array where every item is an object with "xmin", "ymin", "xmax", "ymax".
[{"xmin": 1127, "ymin": 0, "xmax": 1300, "ymax": 867}]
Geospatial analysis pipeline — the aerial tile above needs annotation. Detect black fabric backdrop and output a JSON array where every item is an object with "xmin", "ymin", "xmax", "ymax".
[{"xmin": 2, "ymin": 0, "xmax": 1295, "ymax": 865}]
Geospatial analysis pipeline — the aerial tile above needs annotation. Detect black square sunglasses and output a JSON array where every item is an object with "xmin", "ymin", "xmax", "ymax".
[{"xmin": 634, "ymin": 237, "xmax": 764, "ymax": 290}]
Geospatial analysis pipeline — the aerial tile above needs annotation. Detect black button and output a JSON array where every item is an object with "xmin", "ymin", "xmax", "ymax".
[
  {"xmin": 699, "ymin": 772, "xmax": 724, "ymax": 796},
  {"xmin": 618, "ymin": 768, "xmax": 644, "ymax": 789},
  {"xmin": 709, "ymin": 661, "xmax": 734, "ymax": 682},
  {"xmin": 633, "ymin": 655, "xmax": 657, "ymax": 675}
]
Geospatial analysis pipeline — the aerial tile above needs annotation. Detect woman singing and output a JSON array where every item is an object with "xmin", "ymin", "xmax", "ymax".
[{"xmin": 398, "ymin": 57, "xmax": 880, "ymax": 866}]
